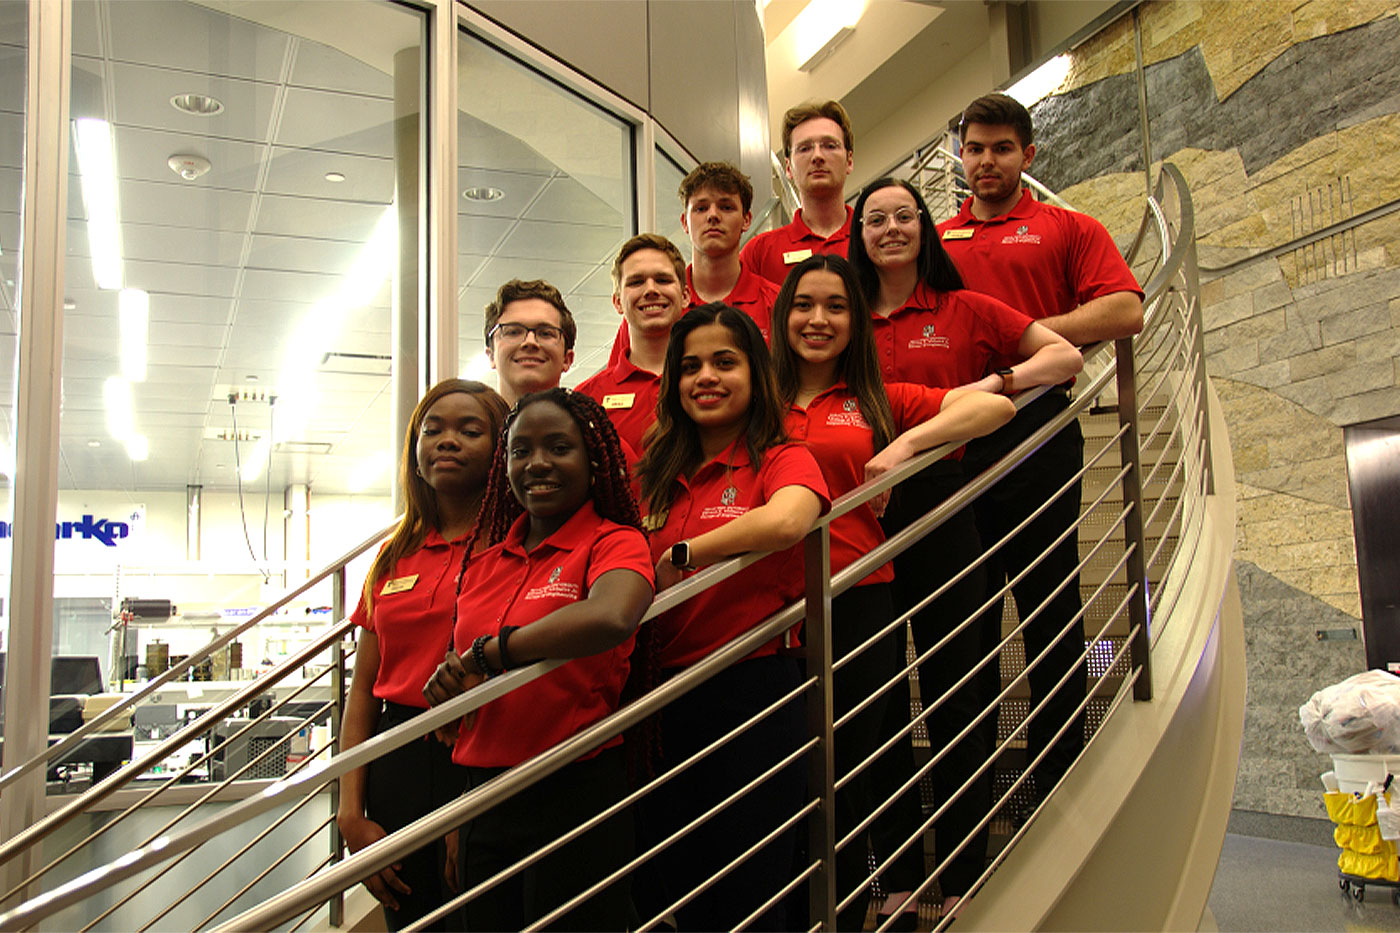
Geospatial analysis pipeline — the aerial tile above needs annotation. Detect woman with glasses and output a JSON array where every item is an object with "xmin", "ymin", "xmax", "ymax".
[
  {"xmin": 770, "ymin": 253, "xmax": 1015, "ymax": 929},
  {"xmin": 848, "ymin": 178, "xmax": 1081, "ymax": 924},
  {"xmin": 338, "ymin": 379, "xmax": 508, "ymax": 930},
  {"xmin": 634, "ymin": 303, "xmax": 829, "ymax": 931}
]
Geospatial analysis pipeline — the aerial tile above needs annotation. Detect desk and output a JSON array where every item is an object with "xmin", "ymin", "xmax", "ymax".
[{"xmin": 0, "ymin": 732, "xmax": 135, "ymax": 783}]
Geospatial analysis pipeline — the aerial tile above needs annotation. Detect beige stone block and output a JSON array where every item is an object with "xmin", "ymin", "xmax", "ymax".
[
  {"xmin": 1201, "ymin": 276, "xmax": 1225, "ymax": 308},
  {"xmin": 1233, "ymin": 441, "xmax": 1271, "ymax": 473},
  {"xmin": 1287, "ymin": 343, "xmax": 1357, "ymax": 381},
  {"xmin": 1236, "ymin": 360, "xmax": 1292, "ymax": 389},
  {"xmin": 1326, "ymin": 593, "xmax": 1363, "ymax": 619},
  {"xmin": 1063, "ymin": 16, "xmax": 1136, "ymax": 90},
  {"xmin": 1202, "ymin": 8, "xmax": 1294, "ymax": 101},
  {"xmin": 1309, "ymin": 564, "xmax": 1362, "ymax": 597},
  {"xmin": 1391, "ymin": 297, "xmax": 1400, "ymax": 330},
  {"xmin": 1328, "ymin": 386, "xmax": 1400, "ymax": 426},
  {"xmin": 1143, "ymin": 0, "xmax": 1207, "ymax": 62},
  {"xmin": 1277, "ymin": 538, "xmax": 1355, "ymax": 571},
  {"xmin": 1354, "ymin": 327, "xmax": 1400, "ymax": 364},
  {"xmin": 1204, "ymin": 291, "xmax": 1257, "ymax": 332}
]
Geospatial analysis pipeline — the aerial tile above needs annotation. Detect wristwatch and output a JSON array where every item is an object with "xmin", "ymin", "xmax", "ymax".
[
  {"xmin": 670, "ymin": 540, "xmax": 697, "ymax": 572},
  {"xmin": 996, "ymin": 367, "xmax": 1016, "ymax": 395}
]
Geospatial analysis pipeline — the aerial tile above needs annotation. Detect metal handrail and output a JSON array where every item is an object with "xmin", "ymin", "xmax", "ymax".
[
  {"xmin": 910, "ymin": 144, "xmax": 1073, "ymax": 211},
  {"xmin": 0, "ymin": 160, "xmax": 1207, "ymax": 932},
  {"xmin": 0, "ymin": 518, "xmax": 398, "ymax": 792}
]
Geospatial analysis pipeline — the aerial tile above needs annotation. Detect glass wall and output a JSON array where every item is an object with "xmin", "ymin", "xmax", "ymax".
[
  {"xmin": 54, "ymin": 0, "xmax": 423, "ymax": 721},
  {"xmin": 655, "ymin": 146, "xmax": 691, "ymax": 264},
  {"xmin": 456, "ymin": 28, "xmax": 635, "ymax": 387}
]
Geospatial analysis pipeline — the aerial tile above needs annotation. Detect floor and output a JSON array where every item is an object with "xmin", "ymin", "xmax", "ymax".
[{"xmin": 1207, "ymin": 810, "xmax": 1400, "ymax": 932}]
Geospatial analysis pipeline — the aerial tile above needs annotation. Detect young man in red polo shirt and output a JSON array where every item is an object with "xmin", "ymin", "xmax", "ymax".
[
  {"xmin": 680, "ymin": 162, "xmax": 780, "ymax": 340},
  {"xmin": 741, "ymin": 99, "xmax": 855, "ymax": 287},
  {"xmin": 576, "ymin": 234, "xmax": 689, "ymax": 458},
  {"xmin": 483, "ymin": 278, "xmax": 577, "ymax": 406},
  {"xmin": 936, "ymin": 92, "xmax": 1144, "ymax": 817}
]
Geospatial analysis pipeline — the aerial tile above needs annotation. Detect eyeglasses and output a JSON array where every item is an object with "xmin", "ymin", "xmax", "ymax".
[
  {"xmin": 791, "ymin": 139, "xmax": 845, "ymax": 157},
  {"xmin": 489, "ymin": 322, "xmax": 565, "ymax": 345},
  {"xmin": 862, "ymin": 208, "xmax": 921, "ymax": 231}
]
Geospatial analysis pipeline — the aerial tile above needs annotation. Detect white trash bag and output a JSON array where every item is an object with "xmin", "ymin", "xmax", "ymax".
[{"xmin": 1300, "ymin": 670, "xmax": 1400, "ymax": 754}]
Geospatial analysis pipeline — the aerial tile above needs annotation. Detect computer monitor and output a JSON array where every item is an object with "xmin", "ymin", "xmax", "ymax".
[{"xmin": 50, "ymin": 656, "xmax": 103, "ymax": 696}]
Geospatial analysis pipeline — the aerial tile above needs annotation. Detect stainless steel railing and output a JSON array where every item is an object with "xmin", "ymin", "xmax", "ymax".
[{"xmin": 0, "ymin": 162, "xmax": 1208, "ymax": 932}]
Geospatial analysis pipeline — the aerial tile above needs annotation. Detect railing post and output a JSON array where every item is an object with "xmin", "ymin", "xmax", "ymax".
[
  {"xmin": 1183, "ymin": 240, "xmax": 1215, "ymax": 495},
  {"xmin": 1115, "ymin": 338, "xmax": 1154, "ymax": 700},
  {"xmin": 804, "ymin": 526, "xmax": 837, "ymax": 930},
  {"xmin": 328, "ymin": 567, "xmax": 347, "ymax": 928}
]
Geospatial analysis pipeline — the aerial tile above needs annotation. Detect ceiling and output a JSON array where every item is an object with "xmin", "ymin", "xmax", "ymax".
[{"xmin": 0, "ymin": 0, "xmax": 641, "ymax": 499}]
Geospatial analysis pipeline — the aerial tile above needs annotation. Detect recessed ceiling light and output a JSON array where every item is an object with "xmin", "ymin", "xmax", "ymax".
[
  {"xmin": 87, "ymin": 440, "xmax": 100, "ymax": 448},
  {"xmin": 246, "ymin": 374, "xmax": 259, "ymax": 381},
  {"xmin": 170, "ymin": 93, "xmax": 224, "ymax": 116},
  {"xmin": 463, "ymin": 186, "xmax": 505, "ymax": 202},
  {"xmin": 325, "ymin": 172, "xmax": 346, "ymax": 183}
]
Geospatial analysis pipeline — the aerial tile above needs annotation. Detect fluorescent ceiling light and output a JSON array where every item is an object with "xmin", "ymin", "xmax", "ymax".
[
  {"xmin": 240, "ymin": 435, "xmax": 272, "ymax": 483},
  {"xmin": 1006, "ymin": 54, "xmax": 1072, "ymax": 107},
  {"xmin": 126, "ymin": 433, "xmax": 149, "ymax": 462},
  {"xmin": 103, "ymin": 375, "xmax": 148, "ymax": 461},
  {"xmin": 73, "ymin": 118, "xmax": 123, "ymax": 290},
  {"xmin": 792, "ymin": 0, "xmax": 866, "ymax": 72},
  {"xmin": 119, "ymin": 288, "xmax": 148, "ymax": 382}
]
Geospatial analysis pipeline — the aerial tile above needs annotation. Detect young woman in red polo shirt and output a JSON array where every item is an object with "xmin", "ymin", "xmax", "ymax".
[
  {"xmin": 771, "ymin": 253, "xmax": 1015, "ymax": 929},
  {"xmin": 337, "ymin": 379, "xmax": 508, "ymax": 930},
  {"xmin": 848, "ymin": 178, "xmax": 1081, "ymax": 923},
  {"xmin": 422, "ymin": 388, "xmax": 654, "ymax": 931},
  {"xmin": 634, "ymin": 303, "xmax": 830, "ymax": 932}
]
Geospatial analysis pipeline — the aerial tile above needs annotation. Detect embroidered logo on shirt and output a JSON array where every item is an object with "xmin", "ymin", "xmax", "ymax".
[
  {"xmin": 525, "ymin": 567, "xmax": 581, "ymax": 601},
  {"xmin": 843, "ymin": 398, "xmax": 858, "ymax": 412},
  {"xmin": 1001, "ymin": 224, "xmax": 1042, "ymax": 245},
  {"xmin": 721, "ymin": 486, "xmax": 737, "ymax": 505},
  {"xmin": 906, "ymin": 322, "xmax": 950, "ymax": 350},
  {"xmin": 701, "ymin": 486, "xmax": 747, "ymax": 520}
]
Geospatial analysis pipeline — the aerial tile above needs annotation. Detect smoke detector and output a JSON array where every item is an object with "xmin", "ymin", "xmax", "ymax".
[{"xmin": 168, "ymin": 154, "xmax": 212, "ymax": 181}]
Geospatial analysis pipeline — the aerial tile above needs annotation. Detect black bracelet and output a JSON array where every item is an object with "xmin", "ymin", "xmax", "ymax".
[
  {"xmin": 497, "ymin": 626, "xmax": 519, "ymax": 672},
  {"xmin": 470, "ymin": 634, "xmax": 501, "ymax": 678}
]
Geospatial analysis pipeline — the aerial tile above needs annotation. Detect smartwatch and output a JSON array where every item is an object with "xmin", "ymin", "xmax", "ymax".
[
  {"xmin": 995, "ymin": 367, "xmax": 1015, "ymax": 395},
  {"xmin": 670, "ymin": 540, "xmax": 697, "ymax": 572}
]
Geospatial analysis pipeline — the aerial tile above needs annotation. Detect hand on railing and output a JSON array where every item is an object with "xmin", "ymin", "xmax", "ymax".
[
  {"xmin": 336, "ymin": 812, "xmax": 411, "ymax": 912},
  {"xmin": 423, "ymin": 650, "xmax": 484, "ymax": 741}
]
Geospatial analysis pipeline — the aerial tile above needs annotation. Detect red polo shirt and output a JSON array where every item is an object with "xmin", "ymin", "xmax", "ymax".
[
  {"xmin": 742, "ymin": 206, "xmax": 854, "ymax": 287},
  {"xmin": 576, "ymin": 354, "xmax": 661, "ymax": 460},
  {"xmin": 450, "ymin": 502, "xmax": 654, "ymax": 768},
  {"xmin": 685, "ymin": 263, "xmax": 781, "ymax": 342},
  {"xmin": 351, "ymin": 528, "xmax": 467, "ymax": 708},
  {"xmin": 937, "ymin": 189, "xmax": 1143, "ymax": 325},
  {"xmin": 870, "ymin": 282, "xmax": 1032, "ymax": 390},
  {"xmin": 648, "ymin": 440, "xmax": 830, "ymax": 668},
  {"xmin": 786, "ymin": 382, "xmax": 949, "ymax": 586}
]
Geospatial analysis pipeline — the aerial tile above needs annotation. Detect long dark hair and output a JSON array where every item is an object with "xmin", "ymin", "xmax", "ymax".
[
  {"xmin": 847, "ymin": 177, "xmax": 964, "ymax": 304},
  {"xmin": 635, "ymin": 303, "xmax": 788, "ymax": 520},
  {"xmin": 771, "ymin": 254, "xmax": 897, "ymax": 453},
  {"xmin": 362, "ymin": 379, "xmax": 507, "ymax": 622}
]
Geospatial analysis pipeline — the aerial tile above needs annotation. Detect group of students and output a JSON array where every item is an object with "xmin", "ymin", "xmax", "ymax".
[{"xmin": 336, "ymin": 91, "xmax": 1145, "ymax": 932}]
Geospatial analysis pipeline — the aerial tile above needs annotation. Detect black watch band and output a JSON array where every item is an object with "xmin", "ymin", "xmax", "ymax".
[
  {"xmin": 996, "ymin": 367, "xmax": 1015, "ymax": 395},
  {"xmin": 670, "ymin": 541, "xmax": 696, "ymax": 572}
]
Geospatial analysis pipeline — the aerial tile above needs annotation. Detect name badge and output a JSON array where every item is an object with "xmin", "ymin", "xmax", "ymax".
[
  {"xmin": 942, "ymin": 228, "xmax": 974, "ymax": 240},
  {"xmin": 602, "ymin": 393, "xmax": 635, "ymax": 410},
  {"xmin": 783, "ymin": 248, "xmax": 813, "ymax": 264},
  {"xmin": 380, "ymin": 574, "xmax": 418, "ymax": 595}
]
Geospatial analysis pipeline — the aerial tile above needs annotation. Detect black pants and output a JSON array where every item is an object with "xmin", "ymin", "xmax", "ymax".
[
  {"xmin": 638, "ymin": 655, "xmax": 806, "ymax": 931},
  {"xmin": 460, "ymin": 746, "xmax": 634, "ymax": 931},
  {"xmin": 829, "ymin": 582, "xmax": 902, "ymax": 930},
  {"xmin": 366, "ymin": 701, "xmax": 469, "ymax": 932},
  {"xmin": 963, "ymin": 390, "xmax": 1087, "ymax": 795},
  {"xmin": 871, "ymin": 459, "xmax": 993, "ymax": 900}
]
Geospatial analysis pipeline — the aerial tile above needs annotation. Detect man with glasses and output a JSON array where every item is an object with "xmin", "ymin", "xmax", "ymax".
[
  {"xmin": 937, "ymin": 93, "xmax": 1144, "ymax": 820},
  {"xmin": 577, "ymin": 234, "xmax": 689, "ymax": 458},
  {"xmin": 742, "ymin": 100, "xmax": 855, "ymax": 287},
  {"xmin": 484, "ymin": 279, "xmax": 576, "ymax": 406}
]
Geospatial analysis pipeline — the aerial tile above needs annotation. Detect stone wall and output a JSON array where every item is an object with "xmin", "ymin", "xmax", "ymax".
[{"xmin": 1028, "ymin": 1, "xmax": 1400, "ymax": 818}]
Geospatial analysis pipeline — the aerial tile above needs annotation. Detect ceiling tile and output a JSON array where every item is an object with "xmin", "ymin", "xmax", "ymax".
[
  {"xmin": 274, "ymin": 86, "xmax": 396, "ymax": 159},
  {"xmin": 106, "ymin": 61, "xmax": 279, "ymax": 144},
  {"xmin": 263, "ymin": 145, "xmax": 393, "ymax": 203},
  {"xmin": 105, "ymin": 0, "xmax": 292, "ymax": 83},
  {"xmin": 494, "ymin": 218, "xmax": 624, "ymax": 266}
]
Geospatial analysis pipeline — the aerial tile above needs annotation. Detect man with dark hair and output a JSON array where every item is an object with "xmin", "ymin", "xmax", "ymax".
[
  {"xmin": 577, "ymin": 234, "xmax": 689, "ymax": 457},
  {"xmin": 937, "ymin": 91, "xmax": 1144, "ymax": 815},
  {"xmin": 680, "ymin": 161, "xmax": 779, "ymax": 339},
  {"xmin": 483, "ymin": 278, "xmax": 577, "ymax": 406},
  {"xmin": 742, "ymin": 99, "xmax": 855, "ymax": 286}
]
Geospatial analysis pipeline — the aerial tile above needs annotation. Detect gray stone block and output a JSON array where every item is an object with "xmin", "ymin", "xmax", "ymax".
[
  {"xmin": 1253, "ymin": 281, "xmax": 1294, "ymax": 315},
  {"xmin": 1207, "ymin": 339, "xmax": 1261, "ymax": 376},
  {"xmin": 1321, "ymin": 302, "xmax": 1391, "ymax": 345},
  {"xmin": 1273, "ymin": 374, "xmax": 1336, "ymax": 416},
  {"xmin": 1236, "ymin": 360, "xmax": 1291, "ymax": 389},
  {"xmin": 1261, "ymin": 328, "xmax": 1322, "ymax": 361},
  {"xmin": 1205, "ymin": 292, "xmax": 1257, "ymax": 331},
  {"xmin": 1288, "ymin": 344, "xmax": 1357, "ymax": 382},
  {"xmin": 1328, "ymin": 386, "xmax": 1400, "ymax": 426}
]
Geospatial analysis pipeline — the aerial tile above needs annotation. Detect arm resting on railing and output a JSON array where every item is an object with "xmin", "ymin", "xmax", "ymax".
[
  {"xmin": 958, "ymin": 321, "xmax": 1083, "ymax": 395},
  {"xmin": 1037, "ymin": 289, "xmax": 1144, "ymax": 346},
  {"xmin": 655, "ymin": 485, "xmax": 823, "ymax": 590}
]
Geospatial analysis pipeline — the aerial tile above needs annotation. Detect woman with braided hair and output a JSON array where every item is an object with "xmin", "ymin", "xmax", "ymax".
[
  {"xmin": 423, "ymin": 387, "xmax": 654, "ymax": 931},
  {"xmin": 338, "ymin": 378, "xmax": 507, "ymax": 930}
]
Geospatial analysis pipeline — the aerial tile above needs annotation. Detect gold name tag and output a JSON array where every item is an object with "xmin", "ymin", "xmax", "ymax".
[
  {"xmin": 380, "ymin": 574, "xmax": 418, "ymax": 595},
  {"xmin": 602, "ymin": 393, "xmax": 635, "ymax": 410},
  {"xmin": 783, "ymin": 248, "xmax": 813, "ymax": 264},
  {"xmin": 942, "ymin": 228, "xmax": 974, "ymax": 240}
]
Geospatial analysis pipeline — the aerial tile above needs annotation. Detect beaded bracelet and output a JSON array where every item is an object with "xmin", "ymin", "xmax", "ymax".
[{"xmin": 470, "ymin": 634, "xmax": 501, "ymax": 678}]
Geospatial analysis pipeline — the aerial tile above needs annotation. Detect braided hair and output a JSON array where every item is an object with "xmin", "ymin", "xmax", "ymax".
[{"xmin": 448, "ymin": 388, "xmax": 661, "ymax": 778}]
